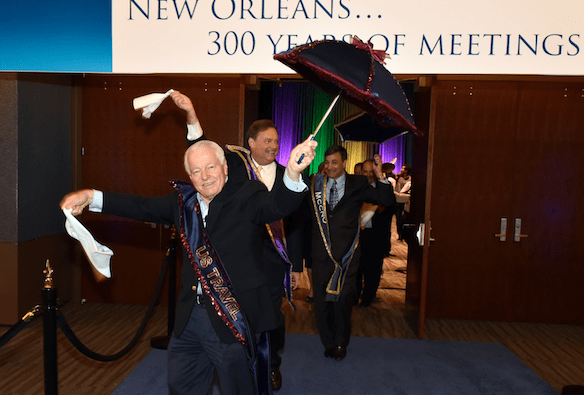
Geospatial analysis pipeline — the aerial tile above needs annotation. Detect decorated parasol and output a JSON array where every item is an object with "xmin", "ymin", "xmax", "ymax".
[{"xmin": 274, "ymin": 36, "xmax": 418, "ymax": 138}]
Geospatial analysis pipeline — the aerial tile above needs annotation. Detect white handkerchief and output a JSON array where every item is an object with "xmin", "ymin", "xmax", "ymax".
[
  {"xmin": 133, "ymin": 89, "xmax": 174, "ymax": 119},
  {"xmin": 360, "ymin": 210, "xmax": 375, "ymax": 229},
  {"xmin": 63, "ymin": 208, "xmax": 113, "ymax": 278}
]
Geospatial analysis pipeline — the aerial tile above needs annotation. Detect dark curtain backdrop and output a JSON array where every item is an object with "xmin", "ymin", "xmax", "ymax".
[{"xmin": 269, "ymin": 81, "xmax": 411, "ymax": 176}]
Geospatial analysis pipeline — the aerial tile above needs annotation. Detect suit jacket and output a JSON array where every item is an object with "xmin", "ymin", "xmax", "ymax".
[
  {"xmin": 259, "ymin": 170, "xmax": 305, "ymax": 294},
  {"xmin": 361, "ymin": 181, "xmax": 393, "ymax": 256},
  {"xmin": 101, "ymin": 177, "xmax": 306, "ymax": 343},
  {"xmin": 310, "ymin": 174, "xmax": 396, "ymax": 282},
  {"xmin": 190, "ymin": 138, "xmax": 304, "ymax": 280}
]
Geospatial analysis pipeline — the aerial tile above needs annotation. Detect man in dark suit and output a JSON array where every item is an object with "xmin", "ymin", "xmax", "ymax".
[
  {"xmin": 171, "ymin": 91, "xmax": 304, "ymax": 391},
  {"xmin": 310, "ymin": 145, "xmax": 396, "ymax": 361},
  {"xmin": 396, "ymin": 164, "xmax": 412, "ymax": 241},
  {"xmin": 355, "ymin": 159, "xmax": 392, "ymax": 307},
  {"xmin": 60, "ymin": 138, "xmax": 317, "ymax": 395}
]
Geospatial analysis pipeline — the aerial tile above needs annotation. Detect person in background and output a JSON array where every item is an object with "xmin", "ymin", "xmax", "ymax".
[
  {"xmin": 396, "ymin": 164, "xmax": 412, "ymax": 241},
  {"xmin": 382, "ymin": 162, "xmax": 397, "ymax": 180},
  {"xmin": 382, "ymin": 162, "xmax": 398, "ymax": 257},
  {"xmin": 355, "ymin": 159, "xmax": 392, "ymax": 307},
  {"xmin": 396, "ymin": 177, "xmax": 412, "ymax": 243}
]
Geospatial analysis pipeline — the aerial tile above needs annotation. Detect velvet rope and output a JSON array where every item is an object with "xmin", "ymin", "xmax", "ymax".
[
  {"xmin": 56, "ymin": 237, "xmax": 175, "ymax": 362},
  {"xmin": 0, "ymin": 316, "xmax": 35, "ymax": 348}
]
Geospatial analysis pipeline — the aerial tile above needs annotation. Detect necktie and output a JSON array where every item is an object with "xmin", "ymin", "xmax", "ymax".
[
  {"xmin": 257, "ymin": 166, "xmax": 263, "ymax": 181},
  {"xmin": 329, "ymin": 179, "xmax": 339, "ymax": 210}
]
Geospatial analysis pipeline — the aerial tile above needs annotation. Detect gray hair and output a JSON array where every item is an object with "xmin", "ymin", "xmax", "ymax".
[{"xmin": 184, "ymin": 140, "xmax": 226, "ymax": 175}]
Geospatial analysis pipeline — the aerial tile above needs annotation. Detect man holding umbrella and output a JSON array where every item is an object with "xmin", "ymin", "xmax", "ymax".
[{"xmin": 309, "ymin": 145, "xmax": 396, "ymax": 360}]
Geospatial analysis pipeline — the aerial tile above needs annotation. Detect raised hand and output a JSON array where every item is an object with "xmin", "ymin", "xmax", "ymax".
[
  {"xmin": 60, "ymin": 189, "xmax": 95, "ymax": 216},
  {"xmin": 286, "ymin": 135, "xmax": 318, "ymax": 181},
  {"xmin": 170, "ymin": 91, "xmax": 199, "ymax": 125},
  {"xmin": 373, "ymin": 154, "xmax": 383, "ymax": 179}
]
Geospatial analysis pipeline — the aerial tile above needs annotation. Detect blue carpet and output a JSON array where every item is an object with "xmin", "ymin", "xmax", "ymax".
[{"xmin": 112, "ymin": 334, "xmax": 557, "ymax": 395}]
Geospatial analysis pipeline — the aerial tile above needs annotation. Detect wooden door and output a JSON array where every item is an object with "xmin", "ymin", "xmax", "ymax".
[
  {"xmin": 404, "ymin": 87, "xmax": 432, "ymax": 337},
  {"xmin": 424, "ymin": 78, "xmax": 584, "ymax": 324},
  {"xmin": 505, "ymin": 81, "xmax": 584, "ymax": 323},
  {"xmin": 424, "ymin": 80, "xmax": 519, "ymax": 321}
]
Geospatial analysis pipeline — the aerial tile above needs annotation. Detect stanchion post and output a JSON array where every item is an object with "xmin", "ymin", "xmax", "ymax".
[
  {"xmin": 42, "ymin": 259, "xmax": 58, "ymax": 395},
  {"xmin": 150, "ymin": 227, "xmax": 178, "ymax": 350}
]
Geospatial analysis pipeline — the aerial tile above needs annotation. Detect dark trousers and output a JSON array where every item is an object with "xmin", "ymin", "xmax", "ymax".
[
  {"xmin": 167, "ymin": 304, "xmax": 255, "ymax": 395},
  {"xmin": 400, "ymin": 210, "xmax": 410, "ymax": 242},
  {"xmin": 267, "ymin": 283, "xmax": 286, "ymax": 371},
  {"xmin": 396, "ymin": 203, "xmax": 406, "ymax": 239},
  {"xmin": 313, "ymin": 258, "xmax": 357, "ymax": 349},
  {"xmin": 356, "ymin": 228, "xmax": 384, "ymax": 305},
  {"xmin": 386, "ymin": 213, "xmax": 394, "ymax": 255}
]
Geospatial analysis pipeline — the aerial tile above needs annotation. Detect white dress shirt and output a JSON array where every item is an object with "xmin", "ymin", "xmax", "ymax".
[
  {"xmin": 186, "ymin": 122, "xmax": 204, "ymax": 141},
  {"xmin": 252, "ymin": 157, "xmax": 277, "ymax": 191}
]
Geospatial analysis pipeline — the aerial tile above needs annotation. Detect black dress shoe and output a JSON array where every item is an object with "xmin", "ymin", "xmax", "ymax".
[
  {"xmin": 271, "ymin": 369, "xmax": 282, "ymax": 391},
  {"xmin": 334, "ymin": 345, "xmax": 347, "ymax": 361},
  {"xmin": 324, "ymin": 347, "xmax": 335, "ymax": 358},
  {"xmin": 305, "ymin": 296, "xmax": 314, "ymax": 303}
]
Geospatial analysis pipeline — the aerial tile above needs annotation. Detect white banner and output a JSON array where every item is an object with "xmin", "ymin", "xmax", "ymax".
[{"xmin": 112, "ymin": 0, "xmax": 583, "ymax": 75}]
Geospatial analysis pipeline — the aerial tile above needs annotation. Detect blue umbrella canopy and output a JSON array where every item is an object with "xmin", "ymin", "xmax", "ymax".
[{"xmin": 274, "ymin": 36, "xmax": 417, "ymax": 135}]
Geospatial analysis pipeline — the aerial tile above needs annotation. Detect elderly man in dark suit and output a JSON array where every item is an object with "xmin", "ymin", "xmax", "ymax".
[
  {"xmin": 309, "ymin": 145, "xmax": 396, "ymax": 361},
  {"xmin": 60, "ymin": 138, "xmax": 317, "ymax": 395},
  {"xmin": 171, "ymin": 91, "xmax": 305, "ymax": 391}
]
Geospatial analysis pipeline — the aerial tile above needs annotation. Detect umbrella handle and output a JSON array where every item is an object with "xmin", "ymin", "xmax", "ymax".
[{"xmin": 297, "ymin": 93, "xmax": 341, "ymax": 164}]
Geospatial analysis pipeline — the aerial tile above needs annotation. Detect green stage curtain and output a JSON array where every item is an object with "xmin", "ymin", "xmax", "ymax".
[{"xmin": 271, "ymin": 81, "xmax": 408, "ymax": 176}]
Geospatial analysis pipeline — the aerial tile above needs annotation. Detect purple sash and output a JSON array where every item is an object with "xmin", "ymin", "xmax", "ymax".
[
  {"xmin": 172, "ymin": 180, "xmax": 271, "ymax": 395},
  {"xmin": 226, "ymin": 145, "xmax": 295, "ymax": 309},
  {"xmin": 311, "ymin": 174, "xmax": 360, "ymax": 302}
]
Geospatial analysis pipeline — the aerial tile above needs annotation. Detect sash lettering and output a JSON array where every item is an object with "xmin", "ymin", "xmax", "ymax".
[
  {"xmin": 173, "ymin": 179, "xmax": 271, "ymax": 395},
  {"xmin": 311, "ymin": 174, "xmax": 360, "ymax": 302}
]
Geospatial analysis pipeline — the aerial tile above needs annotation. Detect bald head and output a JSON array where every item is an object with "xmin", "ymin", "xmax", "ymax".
[{"xmin": 362, "ymin": 159, "xmax": 376, "ymax": 184}]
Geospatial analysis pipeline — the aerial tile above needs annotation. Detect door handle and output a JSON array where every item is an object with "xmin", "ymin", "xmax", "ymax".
[
  {"xmin": 406, "ymin": 223, "xmax": 435, "ymax": 246},
  {"xmin": 514, "ymin": 218, "xmax": 528, "ymax": 242},
  {"xmin": 416, "ymin": 223, "xmax": 425, "ymax": 246},
  {"xmin": 494, "ymin": 217, "xmax": 507, "ymax": 241},
  {"xmin": 404, "ymin": 223, "xmax": 422, "ymax": 245}
]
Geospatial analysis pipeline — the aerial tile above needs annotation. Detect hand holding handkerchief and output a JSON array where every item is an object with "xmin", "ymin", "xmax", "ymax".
[
  {"xmin": 63, "ymin": 208, "xmax": 113, "ymax": 279},
  {"xmin": 359, "ymin": 202, "xmax": 378, "ymax": 230},
  {"xmin": 133, "ymin": 89, "xmax": 174, "ymax": 119}
]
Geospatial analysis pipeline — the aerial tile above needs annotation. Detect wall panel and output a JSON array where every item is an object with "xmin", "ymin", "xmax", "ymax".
[{"xmin": 78, "ymin": 75, "xmax": 243, "ymax": 304}]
